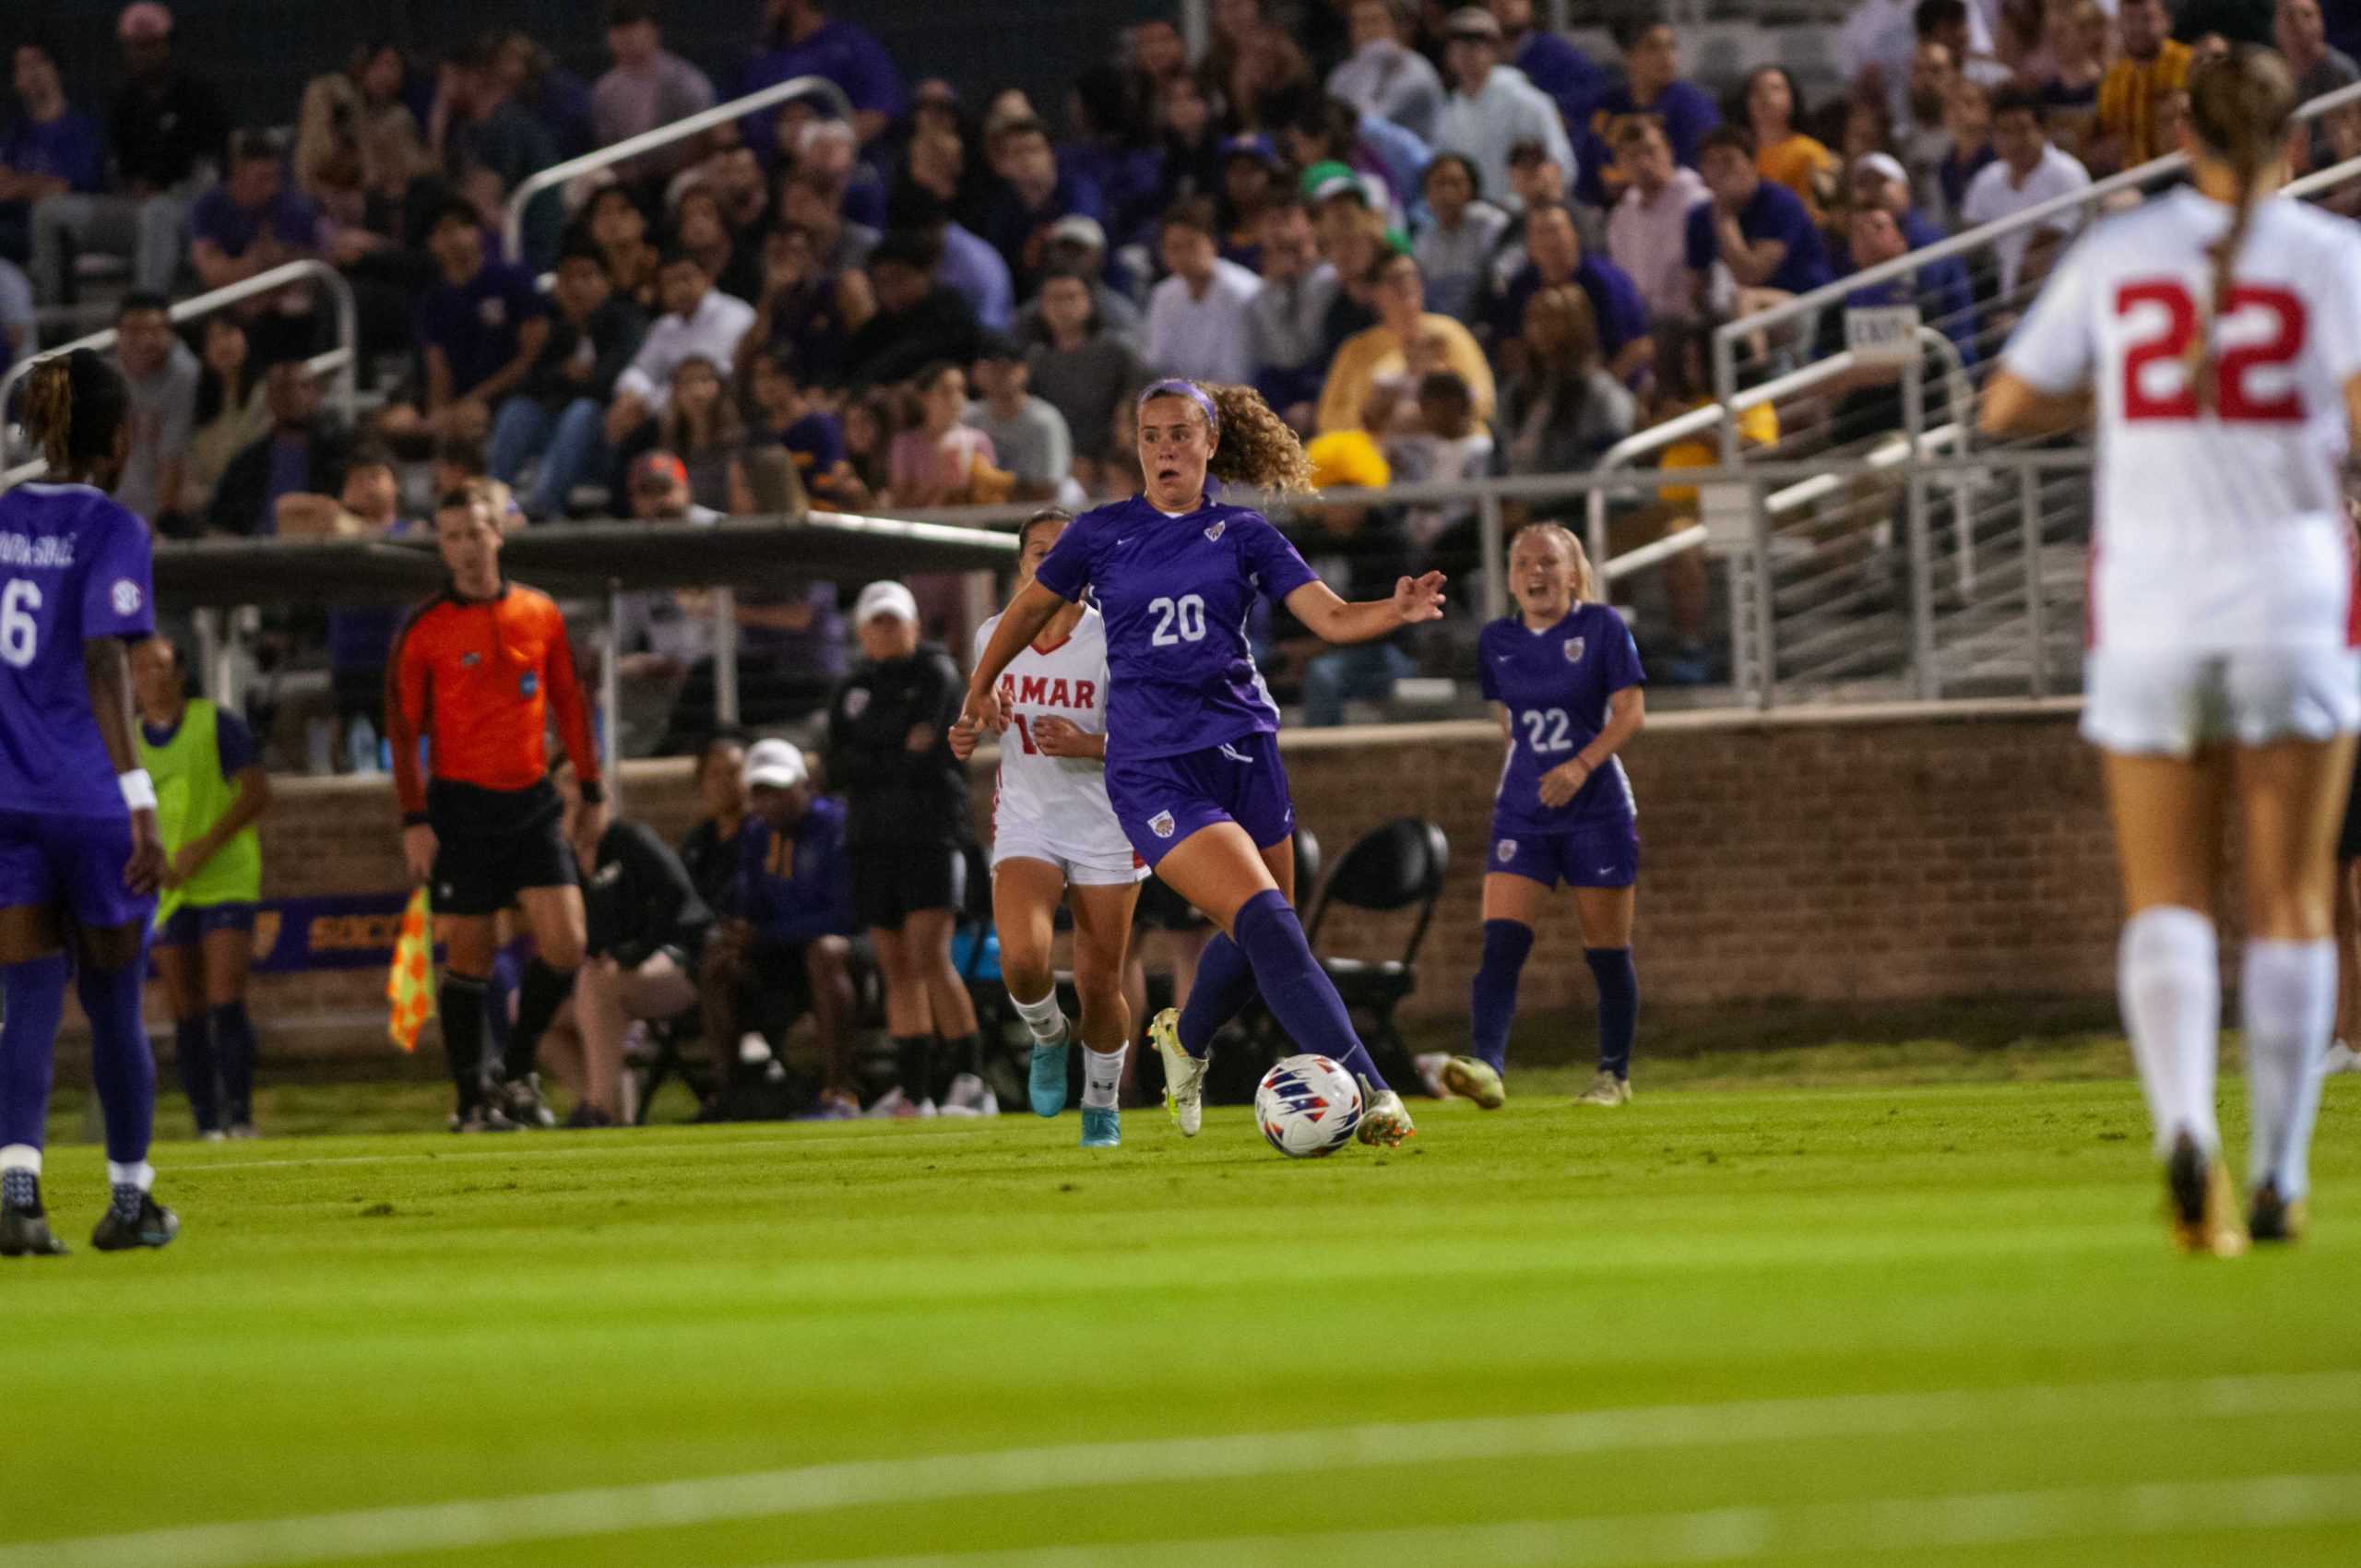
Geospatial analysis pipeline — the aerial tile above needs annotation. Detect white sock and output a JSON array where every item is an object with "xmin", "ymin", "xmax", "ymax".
[
  {"xmin": 1009, "ymin": 987, "xmax": 1066, "ymax": 1045},
  {"xmin": 1082, "ymin": 1043, "xmax": 1126, "ymax": 1110},
  {"xmin": 2242, "ymin": 938, "xmax": 2336, "ymax": 1200},
  {"xmin": 0, "ymin": 1144, "xmax": 39, "ymax": 1176},
  {"xmin": 2118, "ymin": 907, "xmax": 2222, "ymax": 1158},
  {"xmin": 107, "ymin": 1160, "xmax": 154, "ymax": 1193}
]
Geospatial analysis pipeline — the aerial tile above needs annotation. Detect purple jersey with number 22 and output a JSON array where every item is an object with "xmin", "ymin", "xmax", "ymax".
[
  {"xmin": 0, "ymin": 481, "xmax": 156, "ymax": 817},
  {"xmin": 1032, "ymin": 493, "xmax": 1316, "ymax": 763}
]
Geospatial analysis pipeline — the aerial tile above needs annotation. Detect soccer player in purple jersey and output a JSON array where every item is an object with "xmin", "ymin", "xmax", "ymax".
[
  {"xmin": 961, "ymin": 378, "xmax": 1444, "ymax": 1147},
  {"xmin": 1442, "ymin": 524, "xmax": 1647, "ymax": 1112},
  {"xmin": 0, "ymin": 349, "xmax": 177, "ymax": 1257}
]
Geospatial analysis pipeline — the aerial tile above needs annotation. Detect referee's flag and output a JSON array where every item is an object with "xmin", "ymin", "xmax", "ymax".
[{"xmin": 387, "ymin": 887, "xmax": 435, "ymax": 1052}]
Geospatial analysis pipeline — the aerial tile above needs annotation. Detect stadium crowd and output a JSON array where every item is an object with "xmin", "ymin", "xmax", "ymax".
[{"xmin": 4, "ymin": 0, "xmax": 2359, "ymax": 734}]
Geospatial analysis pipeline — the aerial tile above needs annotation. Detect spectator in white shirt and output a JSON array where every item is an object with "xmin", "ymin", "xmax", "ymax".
[
  {"xmin": 1959, "ymin": 86, "xmax": 2091, "ymax": 296},
  {"xmin": 606, "ymin": 247, "xmax": 758, "ymax": 449},
  {"xmin": 1843, "ymin": 0, "xmax": 1998, "ymax": 120},
  {"xmin": 1328, "ymin": 0, "xmax": 1446, "ymax": 142},
  {"xmin": 592, "ymin": 2, "xmax": 716, "ymax": 180},
  {"xmin": 964, "ymin": 333, "xmax": 1075, "ymax": 504},
  {"xmin": 1605, "ymin": 115, "xmax": 1711, "ymax": 327},
  {"xmin": 1143, "ymin": 196, "xmax": 1263, "ymax": 386},
  {"xmin": 1432, "ymin": 6, "xmax": 1573, "ymax": 213}
]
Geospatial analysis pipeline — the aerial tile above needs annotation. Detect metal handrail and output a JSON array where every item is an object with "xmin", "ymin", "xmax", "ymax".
[
  {"xmin": 1, "ymin": 258, "xmax": 358, "ymax": 489},
  {"xmin": 502, "ymin": 73, "xmax": 853, "ymax": 259}
]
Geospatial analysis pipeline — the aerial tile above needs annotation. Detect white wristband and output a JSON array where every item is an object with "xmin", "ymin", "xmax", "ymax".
[{"xmin": 118, "ymin": 769, "xmax": 157, "ymax": 812}]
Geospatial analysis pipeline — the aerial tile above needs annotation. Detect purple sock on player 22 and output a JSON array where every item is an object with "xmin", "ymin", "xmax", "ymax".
[
  {"xmin": 0, "ymin": 955, "xmax": 71, "ymax": 1150},
  {"xmin": 1176, "ymin": 932, "xmax": 1257, "ymax": 1058},
  {"xmin": 1232, "ymin": 889, "xmax": 1389, "ymax": 1091},
  {"xmin": 1470, "ymin": 920, "xmax": 1536, "ymax": 1074},
  {"xmin": 77, "ymin": 957, "xmax": 157, "ymax": 1166}
]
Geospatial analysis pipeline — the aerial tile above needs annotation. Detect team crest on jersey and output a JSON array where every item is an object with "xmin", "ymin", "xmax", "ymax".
[
  {"xmin": 519, "ymin": 672, "xmax": 539, "ymax": 698},
  {"xmin": 1497, "ymin": 838, "xmax": 1518, "ymax": 862},
  {"xmin": 1203, "ymin": 520, "xmax": 1226, "ymax": 542},
  {"xmin": 461, "ymin": 651, "xmax": 481, "ymax": 669},
  {"xmin": 110, "ymin": 579, "xmax": 142, "ymax": 616},
  {"xmin": 844, "ymin": 688, "xmax": 869, "ymax": 719},
  {"xmin": 1148, "ymin": 810, "xmax": 1176, "ymax": 839},
  {"xmin": 1563, "ymin": 637, "xmax": 1585, "ymax": 663}
]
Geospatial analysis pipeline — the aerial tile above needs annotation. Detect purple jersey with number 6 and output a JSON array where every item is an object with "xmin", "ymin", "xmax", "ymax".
[
  {"xmin": 1032, "ymin": 493, "xmax": 1318, "ymax": 763},
  {"xmin": 0, "ymin": 481, "xmax": 156, "ymax": 817},
  {"xmin": 1479, "ymin": 603, "xmax": 1643, "ymax": 837}
]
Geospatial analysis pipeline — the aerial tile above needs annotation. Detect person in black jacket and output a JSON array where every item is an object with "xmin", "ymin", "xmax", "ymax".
[
  {"xmin": 490, "ymin": 242, "xmax": 650, "ymax": 521},
  {"xmin": 826, "ymin": 581, "xmax": 988, "ymax": 1114},
  {"xmin": 678, "ymin": 733, "xmax": 751, "ymax": 916},
  {"xmin": 205, "ymin": 362, "xmax": 354, "ymax": 538},
  {"xmin": 699, "ymin": 739, "xmax": 859, "ymax": 1113},
  {"xmin": 539, "ymin": 759, "xmax": 714, "ymax": 1126}
]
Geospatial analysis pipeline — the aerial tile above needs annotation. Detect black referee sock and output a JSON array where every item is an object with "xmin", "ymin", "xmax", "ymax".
[
  {"xmin": 893, "ymin": 1035, "xmax": 935, "ymax": 1106},
  {"xmin": 934, "ymin": 1034, "xmax": 982, "ymax": 1102},
  {"xmin": 504, "ymin": 960, "xmax": 575, "ymax": 1083},
  {"xmin": 440, "ymin": 975, "xmax": 489, "ymax": 1112}
]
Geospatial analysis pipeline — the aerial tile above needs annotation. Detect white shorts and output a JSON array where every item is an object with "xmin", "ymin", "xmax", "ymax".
[
  {"xmin": 2082, "ymin": 647, "xmax": 2361, "ymax": 756},
  {"xmin": 990, "ymin": 826, "xmax": 1147, "ymax": 887}
]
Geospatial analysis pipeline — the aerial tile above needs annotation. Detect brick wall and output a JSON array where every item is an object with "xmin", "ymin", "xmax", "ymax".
[{"xmin": 212, "ymin": 701, "xmax": 2123, "ymax": 1055}]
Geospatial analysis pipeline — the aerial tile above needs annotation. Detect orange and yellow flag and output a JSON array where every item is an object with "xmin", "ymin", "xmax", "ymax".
[{"xmin": 386, "ymin": 886, "xmax": 436, "ymax": 1052}]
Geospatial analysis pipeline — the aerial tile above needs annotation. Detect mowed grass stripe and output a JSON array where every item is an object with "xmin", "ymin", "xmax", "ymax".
[{"xmin": 10, "ymin": 1372, "xmax": 2359, "ymax": 1568}]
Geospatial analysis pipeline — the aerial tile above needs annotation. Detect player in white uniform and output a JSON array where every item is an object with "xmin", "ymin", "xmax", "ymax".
[
  {"xmin": 1984, "ymin": 45, "xmax": 2361, "ymax": 1254},
  {"xmin": 951, "ymin": 509, "xmax": 1146, "ymax": 1148}
]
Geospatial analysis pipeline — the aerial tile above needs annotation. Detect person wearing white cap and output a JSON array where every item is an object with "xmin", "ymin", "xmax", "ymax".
[
  {"xmin": 826, "ymin": 582, "xmax": 991, "ymax": 1115},
  {"xmin": 951, "ymin": 510, "xmax": 1145, "ymax": 1147},
  {"xmin": 694, "ymin": 738, "xmax": 860, "ymax": 1120}
]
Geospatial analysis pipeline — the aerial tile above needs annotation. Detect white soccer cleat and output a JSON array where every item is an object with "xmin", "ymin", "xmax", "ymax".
[
  {"xmin": 2321, "ymin": 1040, "xmax": 2361, "ymax": 1076},
  {"xmin": 1148, "ymin": 1007, "xmax": 1205, "ymax": 1136},
  {"xmin": 1413, "ymin": 1051, "xmax": 1453, "ymax": 1099},
  {"xmin": 1356, "ymin": 1081, "xmax": 1417, "ymax": 1147},
  {"xmin": 939, "ymin": 1073, "xmax": 1001, "ymax": 1118},
  {"xmin": 1574, "ymin": 1069, "xmax": 1631, "ymax": 1107}
]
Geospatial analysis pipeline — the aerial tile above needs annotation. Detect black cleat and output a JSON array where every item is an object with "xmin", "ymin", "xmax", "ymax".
[
  {"xmin": 2248, "ymin": 1181, "xmax": 2308, "ymax": 1244},
  {"xmin": 449, "ymin": 1102, "xmax": 519, "ymax": 1134},
  {"xmin": 89, "ymin": 1194, "xmax": 178, "ymax": 1253},
  {"xmin": 0, "ymin": 1185, "xmax": 69, "ymax": 1258},
  {"xmin": 497, "ymin": 1075, "xmax": 557, "ymax": 1130}
]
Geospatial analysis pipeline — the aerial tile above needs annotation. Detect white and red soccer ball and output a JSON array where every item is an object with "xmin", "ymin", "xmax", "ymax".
[{"xmin": 1254, "ymin": 1054, "xmax": 1363, "ymax": 1158}]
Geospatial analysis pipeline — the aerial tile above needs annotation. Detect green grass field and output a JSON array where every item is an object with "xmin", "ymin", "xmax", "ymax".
[{"xmin": 8, "ymin": 1045, "xmax": 2361, "ymax": 1568}]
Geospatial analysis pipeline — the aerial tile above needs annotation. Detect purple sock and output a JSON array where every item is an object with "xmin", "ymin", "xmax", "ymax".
[
  {"xmin": 1176, "ymin": 933, "xmax": 1256, "ymax": 1058},
  {"xmin": 1469, "ymin": 920, "xmax": 1535, "ymax": 1074},
  {"xmin": 77, "ymin": 954, "xmax": 157, "ymax": 1167},
  {"xmin": 1232, "ymin": 889, "xmax": 1388, "ymax": 1091},
  {"xmin": 1585, "ymin": 947, "xmax": 1639, "ymax": 1078},
  {"xmin": 0, "ymin": 955, "xmax": 69, "ymax": 1151}
]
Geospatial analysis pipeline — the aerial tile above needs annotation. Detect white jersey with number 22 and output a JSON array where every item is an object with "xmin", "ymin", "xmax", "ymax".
[{"xmin": 2002, "ymin": 186, "xmax": 2361, "ymax": 652}]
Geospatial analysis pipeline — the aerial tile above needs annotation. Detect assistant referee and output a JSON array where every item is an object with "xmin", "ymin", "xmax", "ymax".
[{"xmin": 387, "ymin": 482, "xmax": 607, "ymax": 1131}]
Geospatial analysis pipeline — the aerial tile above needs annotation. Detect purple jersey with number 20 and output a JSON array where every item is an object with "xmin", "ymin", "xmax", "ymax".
[
  {"xmin": 0, "ymin": 481, "xmax": 157, "ymax": 817},
  {"xmin": 1032, "ymin": 494, "xmax": 1317, "ymax": 763}
]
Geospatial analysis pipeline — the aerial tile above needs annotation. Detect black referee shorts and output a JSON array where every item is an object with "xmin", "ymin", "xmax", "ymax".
[
  {"xmin": 851, "ymin": 839, "xmax": 966, "ymax": 932},
  {"xmin": 428, "ymin": 779, "xmax": 577, "ymax": 918}
]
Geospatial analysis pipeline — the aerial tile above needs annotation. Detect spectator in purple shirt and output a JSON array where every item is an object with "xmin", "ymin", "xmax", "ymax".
[
  {"xmin": 1489, "ymin": 200, "xmax": 1653, "ymax": 384},
  {"xmin": 1490, "ymin": 0, "xmax": 1605, "ymax": 132},
  {"xmin": 31, "ymin": 5, "xmax": 228, "ymax": 303},
  {"xmin": 1580, "ymin": 20, "xmax": 1721, "ymax": 208},
  {"xmin": 1, "ymin": 39, "xmax": 103, "ymax": 265},
  {"xmin": 979, "ymin": 117, "xmax": 1106, "ymax": 285},
  {"xmin": 743, "ymin": 0, "xmax": 907, "ymax": 149},
  {"xmin": 1684, "ymin": 125, "xmax": 1832, "ymax": 310},
  {"xmin": 416, "ymin": 200, "xmax": 550, "ymax": 442},
  {"xmin": 188, "ymin": 132, "xmax": 326, "ymax": 296}
]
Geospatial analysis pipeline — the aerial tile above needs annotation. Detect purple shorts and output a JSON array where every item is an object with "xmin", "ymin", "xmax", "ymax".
[
  {"xmin": 1106, "ymin": 731, "xmax": 1295, "ymax": 869},
  {"xmin": 0, "ymin": 808, "xmax": 156, "ymax": 932},
  {"xmin": 1489, "ymin": 819, "xmax": 1640, "ymax": 890},
  {"xmin": 156, "ymin": 900, "xmax": 258, "ymax": 949}
]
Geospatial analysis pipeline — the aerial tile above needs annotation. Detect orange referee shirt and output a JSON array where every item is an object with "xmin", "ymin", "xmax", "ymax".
[{"xmin": 386, "ymin": 581, "xmax": 600, "ymax": 826}]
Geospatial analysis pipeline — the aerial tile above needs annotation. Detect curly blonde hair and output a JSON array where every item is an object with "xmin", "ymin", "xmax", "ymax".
[{"xmin": 1141, "ymin": 380, "xmax": 1314, "ymax": 494}]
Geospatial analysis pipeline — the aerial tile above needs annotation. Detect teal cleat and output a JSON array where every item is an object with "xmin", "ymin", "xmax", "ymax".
[
  {"xmin": 1079, "ymin": 1107, "xmax": 1121, "ymax": 1147},
  {"xmin": 1027, "ymin": 1037, "xmax": 1072, "ymax": 1117}
]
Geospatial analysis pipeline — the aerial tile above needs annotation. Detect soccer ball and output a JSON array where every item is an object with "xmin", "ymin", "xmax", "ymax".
[{"xmin": 1254, "ymin": 1054, "xmax": 1364, "ymax": 1158}]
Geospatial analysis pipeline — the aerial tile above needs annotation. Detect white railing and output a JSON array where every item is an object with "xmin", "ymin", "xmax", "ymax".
[
  {"xmin": 503, "ymin": 74, "xmax": 853, "ymax": 261},
  {"xmin": 1, "ymin": 258, "xmax": 359, "ymax": 490}
]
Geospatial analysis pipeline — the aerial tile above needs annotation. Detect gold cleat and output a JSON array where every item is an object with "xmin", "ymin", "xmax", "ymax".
[
  {"xmin": 2165, "ymin": 1134, "xmax": 2248, "ymax": 1257},
  {"xmin": 1147, "ymin": 1007, "xmax": 1204, "ymax": 1136},
  {"xmin": 1357, "ymin": 1083, "xmax": 1417, "ymax": 1147},
  {"xmin": 1574, "ymin": 1069, "xmax": 1632, "ymax": 1107},
  {"xmin": 2248, "ymin": 1180, "xmax": 2309, "ymax": 1245},
  {"xmin": 1440, "ymin": 1056, "xmax": 1506, "ymax": 1111}
]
